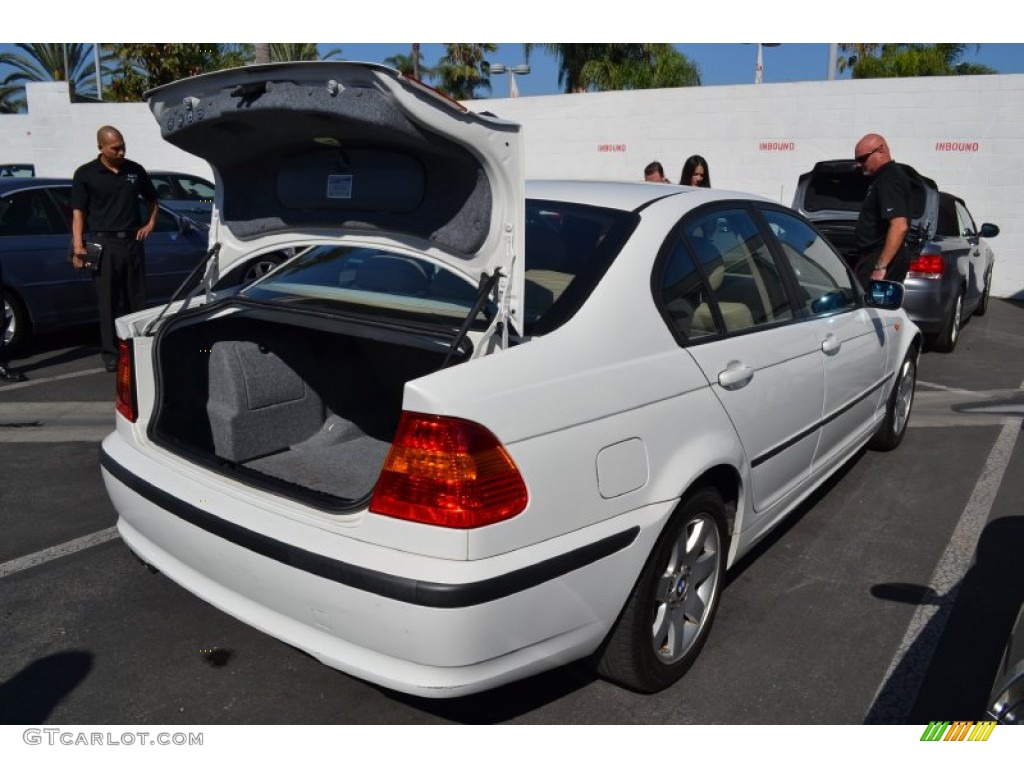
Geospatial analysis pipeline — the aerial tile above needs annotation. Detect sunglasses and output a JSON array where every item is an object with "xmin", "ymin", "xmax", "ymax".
[{"xmin": 855, "ymin": 145, "xmax": 883, "ymax": 164}]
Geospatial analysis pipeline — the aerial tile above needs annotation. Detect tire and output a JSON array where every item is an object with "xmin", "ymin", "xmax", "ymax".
[
  {"xmin": 2, "ymin": 289, "xmax": 31, "ymax": 352},
  {"xmin": 974, "ymin": 269, "xmax": 992, "ymax": 317},
  {"xmin": 596, "ymin": 487, "xmax": 727, "ymax": 693},
  {"xmin": 239, "ymin": 253, "xmax": 285, "ymax": 285},
  {"xmin": 930, "ymin": 288, "xmax": 963, "ymax": 353},
  {"xmin": 869, "ymin": 348, "xmax": 916, "ymax": 451}
]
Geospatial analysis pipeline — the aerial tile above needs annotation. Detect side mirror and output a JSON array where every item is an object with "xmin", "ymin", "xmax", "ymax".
[
  {"xmin": 979, "ymin": 223, "xmax": 999, "ymax": 238},
  {"xmin": 865, "ymin": 279, "xmax": 904, "ymax": 310},
  {"xmin": 178, "ymin": 216, "xmax": 193, "ymax": 234}
]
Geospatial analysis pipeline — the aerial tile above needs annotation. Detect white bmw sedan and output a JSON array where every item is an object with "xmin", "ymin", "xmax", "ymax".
[{"xmin": 101, "ymin": 62, "xmax": 920, "ymax": 698}]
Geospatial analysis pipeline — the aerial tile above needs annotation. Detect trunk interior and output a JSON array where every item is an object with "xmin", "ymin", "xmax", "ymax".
[
  {"xmin": 811, "ymin": 220, "xmax": 859, "ymax": 266},
  {"xmin": 150, "ymin": 305, "xmax": 461, "ymax": 509}
]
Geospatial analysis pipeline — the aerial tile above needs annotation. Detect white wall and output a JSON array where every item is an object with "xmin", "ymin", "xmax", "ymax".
[
  {"xmin": 469, "ymin": 74, "xmax": 1024, "ymax": 300},
  {"xmin": 1, "ymin": 81, "xmax": 213, "ymax": 181},
  {"xmin": 4, "ymin": 76, "xmax": 1022, "ymax": 298}
]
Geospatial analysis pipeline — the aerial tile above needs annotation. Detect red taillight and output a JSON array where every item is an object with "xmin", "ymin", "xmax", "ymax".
[
  {"xmin": 908, "ymin": 251, "xmax": 945, "ymax": 278},
  {"xmin": 370, "ymin": 412, "xmax": 528, "ymax": 529},
  {"xmin": 115, "ymin": 339, "xmax": 137, "ymax": 423}
]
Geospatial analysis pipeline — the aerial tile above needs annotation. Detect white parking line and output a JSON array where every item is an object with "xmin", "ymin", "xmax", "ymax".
[
  {"xmin": 0, "ymin": 367, "xmax": 106, "ymax": 392},
  {"xmin": 864, "ymin": 414, "xmax": 1021, "ymax": 723},
  {"xmin": 917, "ymin": 379, "xmax": 978, "ymax": 395},
  {"xmin": 0, "ymin": 526, "xmax": 120, "ymax": 580},
  {"xmin": 0, "ymin": 401, "xmax": 114, "ymax": 442}
]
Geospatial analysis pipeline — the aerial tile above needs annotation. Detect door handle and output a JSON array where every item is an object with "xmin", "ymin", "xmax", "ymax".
[
  {"xmin": 718, "ymin": 360, "xmax": 754, "ymax": 389},
  {"xmin": 821, "ymin": 334, "xmax": 841, "ymax": 355}
]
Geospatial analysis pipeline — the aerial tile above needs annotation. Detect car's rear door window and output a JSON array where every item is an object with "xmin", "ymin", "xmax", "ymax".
[{"xmin": 0, "ymin": 189, "xmax": 68, "ymax": 236}]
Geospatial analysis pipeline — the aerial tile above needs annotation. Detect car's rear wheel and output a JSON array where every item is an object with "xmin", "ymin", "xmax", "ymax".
[
  {"xmin": 930, "ymin": 288, "xmax": 963, "ymax": 353},
  {"xmin": 974, "ymin": 269, "xmax": 992, "ymax": 317},
  {"xmin": 869, "ymin": 348, "xmax": 916, "ymax": 451},
  {"xmin": 2, "ymin": 289, "xmax": 30, "ymax": 352},
  {"xmin": 596, "ymin": 487, "xmax": 727, "ymax": 693},
  {"xmin": 239, "ymin": 253, "xmax": 286, "ymax": 284}
]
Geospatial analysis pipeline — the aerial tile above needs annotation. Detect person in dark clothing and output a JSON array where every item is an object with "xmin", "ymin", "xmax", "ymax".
[
  {"xmin": 853, "ymin": 133, "xmax": 912, "ymax": 288},
  {"xmin": 71, "ymin": 125, "xmax": 159, "ymax": 372},
  {"xmin": 0, "ymin": 258, "xmax": 28, "ymax": 382}
]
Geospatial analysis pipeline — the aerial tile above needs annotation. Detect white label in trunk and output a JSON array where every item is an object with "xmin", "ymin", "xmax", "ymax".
[{"xmin": 326, "ymin": 174, "xmax": 354, "ymax": 199}]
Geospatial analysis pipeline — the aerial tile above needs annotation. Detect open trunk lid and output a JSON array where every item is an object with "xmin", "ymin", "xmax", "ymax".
[
  {"xmin": 145, "ymin": 62, "xmax": 525, "ymax": 321},
  {"xmin": 792, "ymin": 160, "xmax": 939, "ymax": 256}
]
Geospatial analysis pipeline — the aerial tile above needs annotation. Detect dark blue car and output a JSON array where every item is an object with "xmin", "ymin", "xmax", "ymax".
[{"xmin": 1, "ymin": 177, "xmax": 209, "ymax": 350}]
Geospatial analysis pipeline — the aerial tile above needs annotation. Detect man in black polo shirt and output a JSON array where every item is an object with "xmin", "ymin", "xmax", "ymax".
[
  {"xmin": 71, "ymin": 125, "xmax": 159, "ymax": 371},
  {"xmin": 852, "ymin": 133, "xmax": 912, "ymax": 289}
]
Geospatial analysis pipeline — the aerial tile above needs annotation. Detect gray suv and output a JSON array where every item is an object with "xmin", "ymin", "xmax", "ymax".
[{"xmin": 793, "ymin": 160, "xmax": 997, "ymax": 352}]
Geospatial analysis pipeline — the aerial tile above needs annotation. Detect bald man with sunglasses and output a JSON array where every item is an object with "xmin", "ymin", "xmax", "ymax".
[{"xmin": 852, "ymin": 133, "xmax": 912, "ymax": 287}]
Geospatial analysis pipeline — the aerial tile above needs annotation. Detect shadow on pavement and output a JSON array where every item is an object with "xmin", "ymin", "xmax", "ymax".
[
  {"xmin": 382, "ymin": 660, "xmax": 598, "ymax": 723},
  {"xmin": 865, "ymin": 514, "xmax": 1024, "ymax": 723},
  {"xmin": 0, "ymin": 650, "xmax": 94, "ymax": 724}
]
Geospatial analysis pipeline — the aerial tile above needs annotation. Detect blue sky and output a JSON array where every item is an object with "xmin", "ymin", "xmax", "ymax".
[
  {"xmin": 6, "ymin": 1, "xmax": 1020, "ymax": 98},
  {"xmin": 3, "ymin": 42, "xmax": 1021, "ymax": 101},
  {"xmin": 326, "ymin": 43, "xmax": 1024, "ymax": 97}
]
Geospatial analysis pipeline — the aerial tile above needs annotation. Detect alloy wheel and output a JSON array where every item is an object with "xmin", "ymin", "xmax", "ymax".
[
  {"xmin": 3, "ymin": 298, "xmax": 15, "ymax": 347},
  {"xmin": 892, "ymin": 356, "xmax": 916, "ymax": 438},
  {"xmin": 651, "ymin": 511, "xmax": 722, "ymax": 664}
]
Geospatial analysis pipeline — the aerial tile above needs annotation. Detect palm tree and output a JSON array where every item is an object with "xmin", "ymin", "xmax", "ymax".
[
  {"xmin": 270, "ymin": 43, "xmax": 343, "ymax": 62},
  {"xmin": 580, "ymin": 44, "xmax": 700, "ymax": 90},
  {"xmin": 0, "ymin": 82, "xmax": 25, "ymax": 113},
  {"xmin": 0, "ymin": 43, "xmax": 105, "ymax": 105},
  {"xmin": 837, "ymin": 44, "xmax": 995, "ymax": 78},
  {"xmin": 103, "ymin": 44, "xmax": 254, "ymax": 102},
  {"xmin": 526, "ymin": 44, "xmax": 699, "ymax": 93},
  {"xmin": 385, "ymin": 44, "xmax": 434, "ymax": 81},
  {"xmin": 436, "ymin": 44, "xmax": 496, "ymax": 100},
  {"xmin": 525, "ymin": 44, "xmax": 607, "ymax": 93}
]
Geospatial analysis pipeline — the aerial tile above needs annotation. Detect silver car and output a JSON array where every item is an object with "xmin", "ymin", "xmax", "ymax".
[{"xmin": 793, "ymin": 161, "xmax": 998, "ymax": 352}]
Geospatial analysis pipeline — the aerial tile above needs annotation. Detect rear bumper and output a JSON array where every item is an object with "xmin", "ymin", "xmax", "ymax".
[
  {"xmin": 902, "ymin": 277, "xmax": 955, "ymax": 334},
  {"xmin": 100, "ymin": 431, "xmax": 663, "ymax": 697}
]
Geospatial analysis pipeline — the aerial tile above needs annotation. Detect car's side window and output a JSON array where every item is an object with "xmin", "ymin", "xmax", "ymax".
[
  {"xmin": 954, "ymin": 200, "xmax": 976, "ymax": 237},
  {"xmin": 761, "ymin": 208, "xmax": 857, "ymax": 317},
  {"xmin": 151, "ymin": 176, "xmax": 176, "ymax": 200},
  {"xmin": 46, "ymin": 187, "xmax": 74, "ymax": 229},
  {"xmin": 140, "ymin": 202, "xmax": 180, "ymax": 233},
  {"xmin": 937, "ymin": 193, "xmax": 959, "ymax": 237},
  {"xmin": 177, "ymin": 176, "xmax": 215, "ymax": 200},
  {"xmin": 0, "ymin": 189, "xmax": 65, "ymax": 237},
  {"xmin": 680, "ymin": 208, "xmax": 792, "ymax": 334},
  {"xmin": 658, "ymin": 237, "xmax": 719, "ymax": 342}
]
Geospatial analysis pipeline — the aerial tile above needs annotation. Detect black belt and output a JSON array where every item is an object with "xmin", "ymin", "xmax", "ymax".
[{"xmin": 93, "ymin": 230, "xmax": 137, "ymax": 239}]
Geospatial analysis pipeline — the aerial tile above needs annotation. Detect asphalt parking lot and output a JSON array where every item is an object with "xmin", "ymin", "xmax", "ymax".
[{"xmin": 1, "ymin": 300, "xmax": 1022, "ymax": 725}]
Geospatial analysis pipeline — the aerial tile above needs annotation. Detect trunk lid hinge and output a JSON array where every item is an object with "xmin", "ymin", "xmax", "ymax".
[
  {"xmin": 441, "ymin": 266, "xmax": 503, "ymax": 370},
  {"xmin": 143, "ymin": 242, "xmax": 221, "ymax": 336}
]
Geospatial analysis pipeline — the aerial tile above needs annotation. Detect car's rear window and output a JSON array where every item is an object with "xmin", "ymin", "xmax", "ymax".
[
  {"xmin": 802, "ymin": 164, "xmax": 870, "ymax": 213},
  {"xmin": 239, "ymin": 200, "xmax": 635, "ymax": 336},
  {"xmin": 242, "ymin": 245, "xmax": 491, "ymax": 331},
  {"xmin": 523, "ymin": 199, "xmax": 636, "ymax": 335}
]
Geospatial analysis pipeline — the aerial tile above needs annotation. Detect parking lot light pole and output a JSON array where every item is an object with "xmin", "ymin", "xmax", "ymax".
[
  {"xmin": 487, "ymin": 63, "xmax": 530, "ymax": 98},
  {"xmin": 754, "ymin": 43, "xmax": 781, "ymax": 84}
]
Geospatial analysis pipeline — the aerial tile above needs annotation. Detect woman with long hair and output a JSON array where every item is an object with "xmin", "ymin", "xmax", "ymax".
[{"xmin": 680, "ymin": 155, "xmax": 711, "ymax": 187}]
